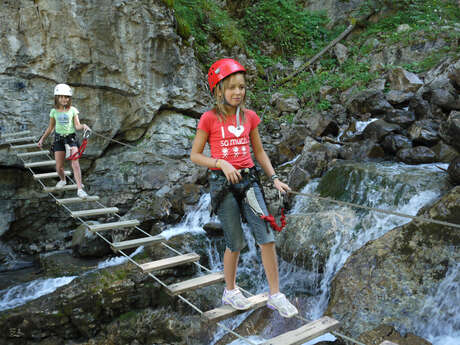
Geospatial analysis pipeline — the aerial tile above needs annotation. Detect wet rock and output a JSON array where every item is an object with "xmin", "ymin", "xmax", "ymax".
[
  {"xmin": 397, "ymin": 146, "xmax": 436, "ymax": 164},
  {"xmin": 287, "ymin": 137, "xmax": 339, "ymax": 191},
  {"xmin": 381, "ymin": 134, "xmax": 412, "ymax": 154},
  {"xmin": 431, "ymin": 142, "xmax": 459, "ymax": 163},
  {"xmin": 275, "ymin": 124, "xmax": 312, "ymax": 164},
  {"xmin": 384, "ymin": 109, "xmax": 416, "ymax": 127},
  {"xmin": 72, "ymin": 223, "xmax": 111, "ymax": 258},
  {"xmin": 448, "ymin": 156, "xmax": 460, "ymax": 185},
  {"xmin": 409, "ymin": 95, "xmax": 433, "ymax": 120},
  {"xmin": 203, "ymin": 222, "xmax": 224, "ymax": 237},
  {"xmin": 385, "ymin": 90, "xmax": 414, "ymax": 105},
  {"xmin": 346, "ymin": 90, "xmax": 394, "ymax": 116},
  {"xmin": 326, "ymin": 186, "xmax": 460, "ymax": 338},
  {"xmin": 408, "ymin": 119, "xmax": 440, "ymax": 146},
  {"xmin": 422, "ymin": 77, "xmax": 460, "ymax": 111},
  {"xmin": 388, "ymin": 67, "xmax": 423, "ymax": 92},
  {"xmin": 295, "ymin": 111, "xmax": 339, "ymax": 137},
  {"xmin": 339, "ymin": 140, "xmax": 385, "ymax": 161},
  {"xmin": 362, "ymin": 119, "xmax": 401, "ymax": 141},
  {"xmin": 439, "ymin": 110, "xmax": 460, "ymax": 150},
  {"xmin": 357, "ymin": 324, "xmax": 431, "ymax": 345}
]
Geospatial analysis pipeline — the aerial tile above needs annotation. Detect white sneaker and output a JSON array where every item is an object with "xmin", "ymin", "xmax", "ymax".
[
  {"xmin": 222, "ymin": 288, "xmax": 253, "ymax": 310},
  {"xmin": 77, "ymin": 189, "xmax": 88, "ymax": 199},
  {"xmin": 267, "ymin": 292, "xmax": 298, "ymax": 318},
  {"xmin": 55, "ymin": 180, "xmax": 67, "ymax": 188}
]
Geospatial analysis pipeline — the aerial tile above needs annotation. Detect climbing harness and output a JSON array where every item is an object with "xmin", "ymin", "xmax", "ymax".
[{"xmin": 67, "ymin": 128, "xmax": 91, "ymax": 160}]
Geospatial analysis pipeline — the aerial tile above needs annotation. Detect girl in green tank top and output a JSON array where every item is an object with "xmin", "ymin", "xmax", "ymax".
[{"xmin": 38, "ymin": 84, "xmax": 91, "ymax": 199}]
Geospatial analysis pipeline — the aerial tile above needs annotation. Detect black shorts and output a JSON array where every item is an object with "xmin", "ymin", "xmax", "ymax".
[{"xmin": 53, "ymin": 133, "xmax": 79, "ymax": 152}]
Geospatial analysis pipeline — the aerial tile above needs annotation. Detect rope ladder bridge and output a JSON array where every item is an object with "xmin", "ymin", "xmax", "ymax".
[{"xmin": 0, "ymin": 129, "xmax": 414, "ymax": 345}]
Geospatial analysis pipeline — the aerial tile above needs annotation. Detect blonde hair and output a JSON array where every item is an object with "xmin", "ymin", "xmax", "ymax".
[{"xmin": 212, "ymin": 72, "xmax": 246, "ymax": 123}]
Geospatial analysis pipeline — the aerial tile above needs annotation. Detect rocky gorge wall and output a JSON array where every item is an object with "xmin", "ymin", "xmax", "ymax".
[{"xmin": 1, "ymin": 0, "xmax": 460, "ymax": 344}]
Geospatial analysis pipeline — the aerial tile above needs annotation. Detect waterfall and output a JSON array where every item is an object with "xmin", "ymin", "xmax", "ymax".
[{"xmin": 414, "ymin": 262, "xmax": 460, "ymax": 345}]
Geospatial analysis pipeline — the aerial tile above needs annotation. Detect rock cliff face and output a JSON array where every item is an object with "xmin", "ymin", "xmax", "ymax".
[
  {"xmin": 326, "ymin": 186, "xmax": 460, "ymax": 338},
  {"xmin": 0, "ymin": 0, "xmax": 208, "ymax": 250}
]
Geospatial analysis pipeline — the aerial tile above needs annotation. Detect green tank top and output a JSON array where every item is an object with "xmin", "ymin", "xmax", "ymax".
[{"xmin": 50, "ymin": 106, "xmax": 78, "ymax": 135}]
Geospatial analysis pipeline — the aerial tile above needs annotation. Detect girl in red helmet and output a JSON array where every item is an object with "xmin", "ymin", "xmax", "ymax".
[
  {"xmin": 190, "ymin": 59, "xmax": 298, "ymax": 318},
  {"xmin": 38, "ymin": 84, "xmax": 91, "ymax": 199}
]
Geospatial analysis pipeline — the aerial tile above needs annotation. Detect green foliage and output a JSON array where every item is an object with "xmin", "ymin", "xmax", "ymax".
[
  {"xmin": 171, "ymin": 0, "xmax": 245, "ymax": 63},
  {"xmin": 242, "ymin": 0, "xmax": 331, "ymax": 58}
]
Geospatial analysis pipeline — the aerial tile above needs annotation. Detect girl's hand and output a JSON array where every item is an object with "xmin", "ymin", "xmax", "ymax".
[
  {"xmin": 273, "ymin": 178, "xmax": 291, "ymax": 194},
  {"xmin": 82, "ymin": 124, "xmax": 90, "ymax": 131},
  {"xmin": 37, "ymin": 138, "xmax": 43, "ymax": 148},
  {"xmin": 220, "ymin": 160, "xmax": 242, "ymax": 184}
]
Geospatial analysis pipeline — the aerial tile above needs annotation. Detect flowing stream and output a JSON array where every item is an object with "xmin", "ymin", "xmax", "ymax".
[
  {"xmin": 0, "ymin": 161, "xmax": 457, "ymax": 345},
  {"xmin": 163, "ymin": 161, "xmax": 457, "ymax": 345}
]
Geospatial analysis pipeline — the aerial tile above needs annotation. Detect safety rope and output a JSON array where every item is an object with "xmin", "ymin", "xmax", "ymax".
[{"xmin": 287, "ymin": 190, "xmax": 460, "ymax": 230}]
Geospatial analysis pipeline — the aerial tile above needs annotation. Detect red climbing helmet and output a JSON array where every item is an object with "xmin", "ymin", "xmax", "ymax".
[{"xmin": 208, "ymin": 58, "xmax": 246, "ymax": 92}]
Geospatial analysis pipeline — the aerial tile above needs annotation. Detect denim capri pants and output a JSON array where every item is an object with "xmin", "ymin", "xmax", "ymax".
[{"xmin": 210, "ymin": 175, "xmax": 275, "ymax": 252}]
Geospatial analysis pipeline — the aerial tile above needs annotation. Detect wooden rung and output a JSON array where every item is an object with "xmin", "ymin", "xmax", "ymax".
[
  {"xmin": 140, "ymin": 253, "xmax": 200, "ymax": 273},
  {"xmin": 203, "ymin": 292, "xmax": 269, "ymax": 323},
  {"xmin": 111, "ymin": 235, "xmax": 164, "ymax": 251},
  {"xmin": 17, "ymin": 150, "xmax": 49, "ymax": 157},
  {"xmin": 56, "ymin": 196, "xmax": 100, "ymax": 205},
  {"xmin": 380, "ymin": 342, "xmax": 399, "ymax": 345},
  {"xmin": 166, "ymin": 272, "xmax": 225, "ymax": 296},
  {"xmin": 263, "ymin": 316, "xmax": 340, "ymax": 345},
  {"xmin": 11, "ymin": 143, "xmax": 38, "ymax": 149},
  {"xmin": 43, "ymin": 184, "xmax": 78, "ymax": 192},
  {"xmin": 24, "ymin": 160, "xmax": 56, "ymax": 168},
  {"xmin": 1, "ymin": 130, "xmax": 31, "ymax": 138},
  {"xmin": 70, "ymin": 207, "xmax": 119, "ymax": 218},
  {"xmin": 87, "ymin": 220, "xmax": 140, "ymax": 232},
  {"xmin": 4, "ymin": 136, "xmax": 36, "ymax": 144},
  {"xmin": 33, "ymin": 171, "xmax": 71, "ymax": 179}
]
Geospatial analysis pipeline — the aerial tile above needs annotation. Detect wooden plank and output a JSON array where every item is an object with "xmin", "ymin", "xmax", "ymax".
[
  {"xmin": 11, "ymin": 143, "xmax": 38, "ymax": 149},
  {"xmin": 380, "ymin": 342, "xmax": 399, "ymax": 345},
  {"xmin": 33, "ymin": 171, "xmax": 71, "ymax": 179},
  {"xmin": 4, "ymin": 136, "xmax": 36, "ymax": 144},
  {"xmin": 87, "ymin": 220, "xmax": 140, "ymax": 232},
  {"xmin": 1, "ymin": 130, "xmax": 31, "ymax": 138},
  {"xmin": 17, "ymin": 150, "xmax": 49, "ymax": 157},
  {"xmin": 70, "ymin": 207, "xmax": 119, "ymax": 218},
  {"xmin": 43, "ymin": 184, "xmax": 78, "ymax": 193},
  {"xmin": 24, "ymin": 160, "xmax": 56, "ymax": 168},
  {"xmin": 56, "ymin": 196, "xmax": 100, "ymax": 205},
  {"xmin": 111, "ymin": 235, "xmax": 164, "ymax": 251},
  {"xmin": 140, "ymin": 253, "xmax": 200, "ymax": 273},
  {"xmin": 203, "ymin": 292, "xmax": 269, "ymax": 323},
  {"xmin": 166, "ymin": 272, "xmax": 225, "ymax": 296},
  {"xmin": 263, "ymin": 316, "xmax": 340, "ymax": 345}
]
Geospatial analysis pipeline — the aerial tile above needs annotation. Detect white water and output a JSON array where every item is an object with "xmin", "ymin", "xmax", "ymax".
[
  {"xmin": 0, "ymin": 245, "xmax": 144, "ymax": 311},
  {"xmin": 164, "ymin": 162, "xmax": 456, "ymax": 345},
  {"xmin": 0, "ymin": 276, "xmax": 77, "ymax": 311}
]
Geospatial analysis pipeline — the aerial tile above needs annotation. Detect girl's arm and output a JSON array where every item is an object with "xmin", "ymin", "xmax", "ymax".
[
  {"xmin": 38, "ymin": 118, "xmax": 56, "ymax": 148},
  {"xmin": 250, "ymin": 127, "xmax": 290, "ymax": 193},
  {"xmin": 190, "ymin": 129, "xmax": 242, "ymax": 184},
  {"xmin": 73, "ymin": 114, "xmax": 90, "ymax": 131}
]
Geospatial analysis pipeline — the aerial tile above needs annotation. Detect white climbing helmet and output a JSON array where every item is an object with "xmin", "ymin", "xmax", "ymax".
[{"xmin": 54, "ymin": 83, "xmax": 72, "ymax": 96}]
